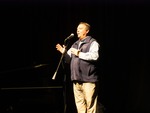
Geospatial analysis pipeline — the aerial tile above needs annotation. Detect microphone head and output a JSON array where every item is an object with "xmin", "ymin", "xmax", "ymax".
[
  {"xmin": 68, "ymin": 33, "xmax": 74, "ymax": 39},
  {"xmin": 64, "ymin": 33, "xmax": 75, "ymax": 42},
  {"xmin": 70, "ymin": 33, "xmax": 74, "ymax": 37}
]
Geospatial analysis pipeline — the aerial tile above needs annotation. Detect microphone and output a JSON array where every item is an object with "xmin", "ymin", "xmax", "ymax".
[{"xmin": 64, "ymin": 33, "xmax": 74, "ymax": 41}]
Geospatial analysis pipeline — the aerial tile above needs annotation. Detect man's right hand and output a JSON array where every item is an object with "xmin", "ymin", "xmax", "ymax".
[{"xmin": 56, "ymin": 44, "xmax": 66, "ymax": 54}]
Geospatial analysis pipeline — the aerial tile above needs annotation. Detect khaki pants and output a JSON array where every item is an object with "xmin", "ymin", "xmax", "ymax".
[{"xmin": 73, "ymin": 82, "xmax": 98, "ymax": 113}]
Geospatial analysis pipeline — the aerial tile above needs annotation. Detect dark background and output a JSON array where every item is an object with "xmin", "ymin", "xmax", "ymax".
[{"xmin": 0, "ymin": 0, "xmax": 149, "ymax": 113}]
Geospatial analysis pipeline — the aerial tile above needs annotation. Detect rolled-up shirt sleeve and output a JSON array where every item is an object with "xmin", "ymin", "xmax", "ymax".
[
  {"xmin": 79, "ymin": 41, "xmax": 100, "ymax": 61},
  {"xmin": 67, "ymin": 48, "xmax": 72, "ymax": 57}
]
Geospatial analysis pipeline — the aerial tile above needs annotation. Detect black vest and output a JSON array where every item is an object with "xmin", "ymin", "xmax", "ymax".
[{"xmin": 70, "ymin": 36, "xmax": 99, "ymax": 82}]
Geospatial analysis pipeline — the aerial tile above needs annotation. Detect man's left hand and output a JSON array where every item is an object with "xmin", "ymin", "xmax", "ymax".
[{"xmin": 70, "ymin": 48, "xmax": 80, "ymax": 56}]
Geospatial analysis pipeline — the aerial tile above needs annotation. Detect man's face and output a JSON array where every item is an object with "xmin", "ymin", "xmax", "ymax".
[{"xmin": 77, "ymin": 24, "xmax": 89, "ymax": 39}]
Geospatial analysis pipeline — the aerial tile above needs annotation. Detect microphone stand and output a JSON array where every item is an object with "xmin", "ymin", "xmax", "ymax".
[{"xmin": 52, "ymin": 39, "xmax": 70, "ymax": 113}]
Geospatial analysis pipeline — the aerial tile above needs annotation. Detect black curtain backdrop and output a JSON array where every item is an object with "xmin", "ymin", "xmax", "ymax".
[{"xmin": 0, "ymin": 0, "xmax": 149, "ymax": 113}]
